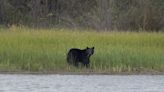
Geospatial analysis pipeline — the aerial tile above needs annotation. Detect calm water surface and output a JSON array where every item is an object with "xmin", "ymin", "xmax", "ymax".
[{"xmin": 0, "ymin": 74, "xmax": 164, "ymax": 92}]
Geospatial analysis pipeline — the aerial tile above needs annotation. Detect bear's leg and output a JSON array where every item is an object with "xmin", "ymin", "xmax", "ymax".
[
  {"xmin": 74, "ymin": 61, "xmax": 79, "ymax": 67},
  {"xmin": 83, "ymin": 63, "xmax": 90, "ymax": 68},
  {"xmin": 85, "ymin": 64, "xmax": 90, "ymax": 68},
  {"xmin": 83, "ymin": 59, "xmax": 90, "ymax": 68},
  {"xmin": 67, "ymin": 53, "xmax": 73, "ymax": 64}
]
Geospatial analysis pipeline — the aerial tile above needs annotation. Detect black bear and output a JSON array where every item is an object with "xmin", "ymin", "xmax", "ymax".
[{"xmin": 67, "ymin": 47, "xmax": 94, "ymax": 68}]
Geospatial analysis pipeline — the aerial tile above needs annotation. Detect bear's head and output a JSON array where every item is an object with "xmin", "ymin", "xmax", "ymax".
[{"xmin": 86, "ymin": 47, "xmax": 94, "ymax": 57}]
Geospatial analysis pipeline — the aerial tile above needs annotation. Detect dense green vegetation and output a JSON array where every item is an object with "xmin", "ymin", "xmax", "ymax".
[
  {"xmin": 0, "ymin": 27, "xmax": 164, "ymax": 73},
  {"xmin": 0, "ymin": 0, "xmax": 164, "ymax": 31}
]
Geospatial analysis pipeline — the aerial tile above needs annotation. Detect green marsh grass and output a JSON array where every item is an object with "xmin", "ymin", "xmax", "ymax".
[{"xmin": 0, "ymin": 27, "xmax": 164, "ymax": 73}]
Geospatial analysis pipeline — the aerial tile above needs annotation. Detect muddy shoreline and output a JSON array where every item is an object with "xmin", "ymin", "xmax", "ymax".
[{"xmin": 0, "ymin": 71, "xmax": 164, "ymax": 75}]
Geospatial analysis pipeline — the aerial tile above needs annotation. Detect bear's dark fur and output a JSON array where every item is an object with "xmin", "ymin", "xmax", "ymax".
[{"xmin": 67, "ymin": 47, "xmax": 94, "ymax": 68}]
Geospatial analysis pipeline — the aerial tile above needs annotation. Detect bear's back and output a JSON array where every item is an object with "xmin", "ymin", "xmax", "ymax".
[
  {"xmin": 68, "ymin": 48, "xmax": 87, "ymax": 58},
  {"xmin": 69, "ymin": 48, "xmax": 83, "ymax": 55}
]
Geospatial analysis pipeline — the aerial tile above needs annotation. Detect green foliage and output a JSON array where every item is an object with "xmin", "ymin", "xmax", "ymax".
[
  {"xmin": 0, "ymin": 27, "xmax": 164, "ymax": 73},
  {"xmin": 0, "ymin": 0, "xmax": 163, "ymax": 31}
]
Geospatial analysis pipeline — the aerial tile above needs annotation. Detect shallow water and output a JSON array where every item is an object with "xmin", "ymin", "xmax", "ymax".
[{"xmin": 0, "ymin": 74, "xmax": 164, "ymax": 92}]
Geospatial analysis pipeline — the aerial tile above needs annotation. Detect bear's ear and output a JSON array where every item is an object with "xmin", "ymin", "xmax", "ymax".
[
  {"xmin": 92, "ymin": 47, "xmax": 94, "ymax": 49},
  {"xmin": 86, "ymin": 47, "xmax": 89, "ymax": 49}
]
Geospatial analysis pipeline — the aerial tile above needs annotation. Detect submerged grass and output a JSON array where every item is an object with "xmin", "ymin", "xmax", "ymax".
[{"xmin": 0, "ymin": 27, "xmax": 164, "ymax": 73}]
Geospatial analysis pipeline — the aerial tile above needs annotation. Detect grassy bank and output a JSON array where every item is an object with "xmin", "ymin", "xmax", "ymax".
[{"xmin": 0, "ymin": 27, "xmax": 164, "ymax": 74}]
